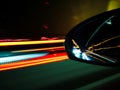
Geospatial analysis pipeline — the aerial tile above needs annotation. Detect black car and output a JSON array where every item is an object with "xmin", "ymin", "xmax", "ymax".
[{"xmin": 65, "ymin": 8, "xmax": 120, "ymax": 66}]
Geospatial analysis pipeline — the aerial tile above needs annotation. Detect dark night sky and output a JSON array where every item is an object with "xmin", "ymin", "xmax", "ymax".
[{"xmin": 0, "ymin": 0, "xmax": 109, "ymax": 39}]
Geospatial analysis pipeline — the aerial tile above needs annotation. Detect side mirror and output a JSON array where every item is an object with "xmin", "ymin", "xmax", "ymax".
[{"xmin": 65, "ymin": 8, "xmax": 120, "ymax": 66}]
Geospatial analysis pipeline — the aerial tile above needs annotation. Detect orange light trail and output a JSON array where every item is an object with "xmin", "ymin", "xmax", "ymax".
[
  {"xmin": 93, "ymin": 36, "xmax": 120, "ymax": 47},
  {"xmin": 0, "ymin": 52, "xmax": 68, "ymax": 71},
  {"xmin": 0, "ymin": 39, "xmax": 65, "ymax": 46},
  {"xmin": 12, "ymin": 46, "xmax": 65, "ymax": 53},
  {"xmin": 94, "ymin": 46, "xmax": 119, "ymax": 51},
  {"xmin": 118, "ymin": 45, "xmax": 120, "ymax": 48}
]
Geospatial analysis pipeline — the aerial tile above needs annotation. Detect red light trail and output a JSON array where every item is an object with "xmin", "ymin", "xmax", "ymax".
[{"xmin": 0, "ymin": 52, "xmax": 68, "ymax": 71}]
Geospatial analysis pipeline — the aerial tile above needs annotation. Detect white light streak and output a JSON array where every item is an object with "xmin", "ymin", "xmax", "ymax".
[{"xmin": 0, "ymin": 53, "xmax": 48, "ymax": 64}]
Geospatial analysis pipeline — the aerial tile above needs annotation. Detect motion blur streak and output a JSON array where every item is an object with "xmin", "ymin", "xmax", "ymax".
[
  {"xmin": 0, "ymin": 53, "xmax": 68, "ymax": 71},
  {"xmin": 87, "ymin": 51, "xmax": 116, "ymax": 63},
  {"xmin": 85, "ymin": 16, "xmax": 114, "ymax": 47},
  {"xmin": 72, "ymin": 39, "xmax": 79, "ymax": 48},
  {"xmin": 93, "ymin": 36, "xmax": 120, "ymax": 47},
  {"xmin": 94, "ymin": 46, "xmax": 118, "ymax": 51},
  {"xmin": 0, "ymin": 39, "xmax": 65, "ymax": 46},
  {"xmin": 118, "ymin": 45, "xmax": 120, "ymax": 47},
  {"xmin": 12, "ymin": 46, "xmax": 65, "ymax": 53},
  {"xmin": 0, "ymin": 53, "xmax": 48, "ymax": 64},
  {"xmin": 87, "ymin": 54, "xmax": 106, "ymax": 63}
]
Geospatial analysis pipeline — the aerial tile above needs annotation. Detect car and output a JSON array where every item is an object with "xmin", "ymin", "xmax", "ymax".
[{"xmin": 65, "ymin": 8, "xmax": 120, "ymax": 66}]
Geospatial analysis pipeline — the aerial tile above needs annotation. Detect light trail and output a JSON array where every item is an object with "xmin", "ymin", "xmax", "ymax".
[
  {"xmin": 93, "ymin": 35, "xmax": 120, "ymax": 47},
  {"xmin": 86, "ymin": 53, "xmax": 106, "ymax": 63},
  {"xmin": 0, "ymin": 52, "xmax": 68, "ymax": 71},
  {"xmin": 88, "ymin": 36, "xmax": 120, "ymax": 51},
  {"xmin": 72, "ymin": 39, "xmax": 79, "ymax": 48},
  {"xmin": 0, "ymin": 39, "xmax": 65, "ymax": 46},
  {"xmin": 118, "ymin": 45, "xmax": 120, "ymax": 48},
  {"xmin": 94, "ymin": 46, "xmax": 118, "ymax": 51},
  {"xmin": 12, "ymin": 46, "xmax": 65, "ymax": 53},
  {"xmin": 85, "ymin": 16, "xmax": 115, "ymax": 47},
  {"xmin": 0, "ymin": 52, "xmax": 48, "ymax": 64},
  {"xmin": 87, "ymin": 51, "xmax": 116, "ymax": 63}
]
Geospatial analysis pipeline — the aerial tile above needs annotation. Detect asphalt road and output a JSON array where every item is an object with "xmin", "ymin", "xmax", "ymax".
[{"xmin": 0, "ymin": 59, "xmax": 120, "ymax": 90}]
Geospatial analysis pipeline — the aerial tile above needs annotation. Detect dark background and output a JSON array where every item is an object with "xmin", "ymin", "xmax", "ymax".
[{"xmin": 0, "ymin": 0, "xmax": 119, "ymax": 39}]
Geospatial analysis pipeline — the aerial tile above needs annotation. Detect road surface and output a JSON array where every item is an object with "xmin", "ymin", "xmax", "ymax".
[{"xmin": 0, "ymin": 59, "xmax": 120, "ymax": 90}]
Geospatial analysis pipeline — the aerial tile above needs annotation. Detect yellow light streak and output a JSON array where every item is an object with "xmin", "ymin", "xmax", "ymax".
[
  {"xmin": 94, "ymin": 46, "xmax": 118, "ymax": 51},
  {"xmin": 0, "ymin": 55, "xmax": 68, "ymax": 71},
  {"xmin": 88, "ymin": 36, "xmax": 120, "ymax": 51},
  {"xmin": 12, "ymin": 46, "xmax": 65, "ymax": 53},
  {"xmin": 72, "ymin": 39, "xmax": 79, "ymax": 48},
  {"xmin": 93, "ymin": 36, "xmax": 120, "ymax": 47},
  {"xmin": 0, "ymin": 39, "xmax": 65, "ymax": 46}
]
